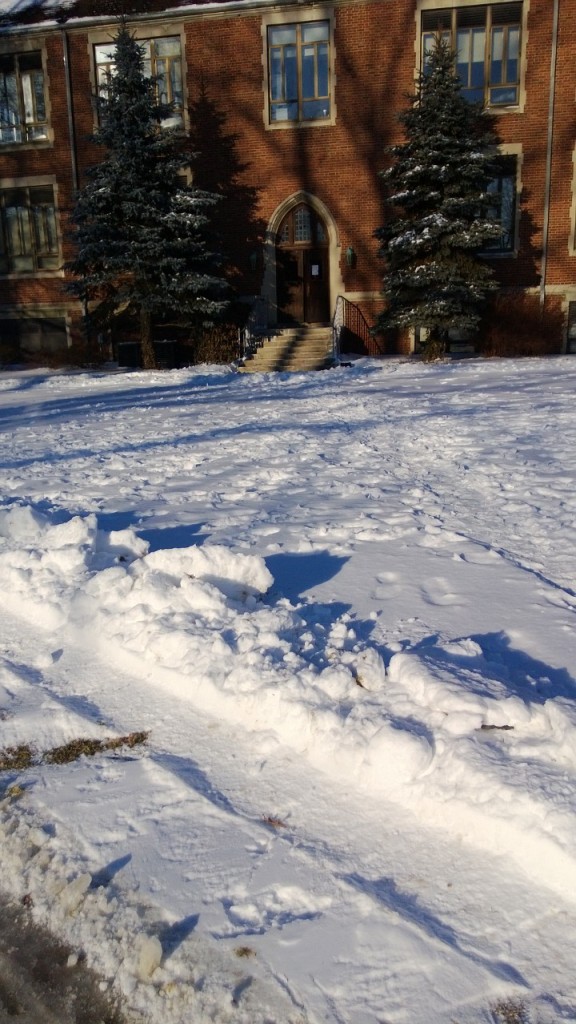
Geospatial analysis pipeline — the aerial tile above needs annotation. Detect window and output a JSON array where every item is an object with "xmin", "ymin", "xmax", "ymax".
[
  {"xmin": 268, "ymin": 21, "xmax": 330, "ymax": 123},
  {"xmin": 95, "ymin": 37, "xmax": 183, "ymax": 124},
  {"xmin": 0, "ymin": 316, "xmax": 67, "ymax": 353},
  {"xmin": 277, "ymin": 204, "xmax": 327, "ymax": 245},
  {"xmin": 485, "ymin": 157, "xmax": 517, "ymax": 252},
  {"xmin": 422, "ymin": 4, "xmax": 521, "ymax": 106},
  {"xmin": 0, "ymin": 52, "xmax": 48, "ymax": 144},
  {"xmin": 0, "ymin": 185, "xmax": 59, "ymax": 273}
]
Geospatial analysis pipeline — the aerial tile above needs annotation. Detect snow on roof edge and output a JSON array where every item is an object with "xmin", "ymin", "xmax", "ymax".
[{"xmin": 0, "ymin": 0, "xmax": 290, "ymax": 32}]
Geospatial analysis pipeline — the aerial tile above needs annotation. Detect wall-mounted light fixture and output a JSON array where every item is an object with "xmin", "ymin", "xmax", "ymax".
[{"xmin": 345, "ymin": 246, "xmax": 356, "ymax": 269}]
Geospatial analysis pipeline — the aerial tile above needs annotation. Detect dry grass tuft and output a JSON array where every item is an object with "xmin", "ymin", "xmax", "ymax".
[
  {"xmin": 0, "ymin": 732, "xmax": 149, "ymax": 771},
  {"xmin": 44, "ymin": 731, "xmax": 149, "ymax": 765},
  {"xmin": 491, "ymin": 999, "xmax": 529, "ymax": 1024},
  {"xmin": 235, "ymin": 946, "xmax": 256, "ymax": 959},
  {"xmin": 0, "ymin": 745, "xmax": 35, "ymax": 772}
]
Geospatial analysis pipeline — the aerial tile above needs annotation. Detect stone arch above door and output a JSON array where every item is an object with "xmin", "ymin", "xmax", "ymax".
[{"xmin": 262, "ymin": 191, "xmax": 344, "ymax": 326}]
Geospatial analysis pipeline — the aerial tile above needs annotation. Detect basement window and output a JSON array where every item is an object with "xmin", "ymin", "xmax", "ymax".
[{"xmin": 0, "ymin": 316, "xmax": 68, "ymax": 353}]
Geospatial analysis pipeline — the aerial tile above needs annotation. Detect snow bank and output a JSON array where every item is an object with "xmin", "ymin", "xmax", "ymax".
[
  {"xmin": 0, "ymin": 790, "xmax": 302, "ymax": 1024},
  {"xmin": 2, "ymin": 501, "xmax": 576, "ymax": 903}
]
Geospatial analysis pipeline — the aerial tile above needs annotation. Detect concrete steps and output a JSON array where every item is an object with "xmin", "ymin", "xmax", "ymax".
[{"xmin": 239, "ymin": 325, "xmax": 334, "ymax": 373}]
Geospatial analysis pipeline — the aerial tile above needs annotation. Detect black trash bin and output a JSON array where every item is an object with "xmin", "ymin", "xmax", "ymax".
[
  {"xmin": 117, "ymin": 342, "xmax": 142, "ymax": 368},
  {"xmin": 153, "ymin": 340, "xmax": 181, "ymax": 369}
]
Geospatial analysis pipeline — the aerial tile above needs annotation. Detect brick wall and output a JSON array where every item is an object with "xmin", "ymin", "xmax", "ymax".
[{"xmin": 1, "ymin": 0, "xmax": 575, "ymax": 359}]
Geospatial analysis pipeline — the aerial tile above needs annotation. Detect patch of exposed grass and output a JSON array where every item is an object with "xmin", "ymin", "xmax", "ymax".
[
  {"xmin": 235, "ymin": 946, "xmax": 256, "ymax": 959},
  {"xmin": 44, "ymin": 733, "xmax": 148, "ymax": 765},
  {"xmin": 0, "ymin": 732, "xmax": 149, "ymax": 772},
  {"xmin": 44, "ymin": 731, "xmax": 149, "ymax": 765},
  {"xmin": 262, "ymin": 815, "xmax": 287, "ymax": 829},
  {"xmin": 0, "ymin": 745, "xmax": 35, "ymax": 772},
  {"xmin": 491, "ymin": 999, "xmax": 529, "ymax": 1024}
]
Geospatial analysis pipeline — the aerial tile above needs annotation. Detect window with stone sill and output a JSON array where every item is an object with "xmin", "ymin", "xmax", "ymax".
[
  {"xmin": 422, "ymin": 3, "xmax": 522, "ymax": 107},
  {"xmin": 95, "ymin": 37, "xmax": 183, "ymax": 126},
  {"xmin": 0, "ymin": 52, "xmax": 48, "ymax": 145},
  {"xmin": 268, "ymin": 20, "xmax": 330, "ymax": 124},
  {"xmin": 0, "ymin": 185, "xmax": 59, "ymax": 274},
  {"xmin": 483, "ymin": 156, "xmax": 518, "ymax": 253}
]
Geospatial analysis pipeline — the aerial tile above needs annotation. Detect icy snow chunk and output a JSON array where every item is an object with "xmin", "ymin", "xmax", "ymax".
[
  {"xmin": 0, "ymin": 504, "xmax": 47, "ymax": 542},
  {"xmin": 135, "ymin": 934, "xmax": 163, "ymax": 980},
  {"xmin": 59, "ymin": 872, "xmax": 92, "ymax": 915},
  {"xmin": 440, "ymin": 638, "xmax": 483, "ymax": 659},
  {"xmin": 353, "ymin": 647, "xmax": 387, "ymax": 691},
  {"xmin": 96, "ymin": 527, "xmax": 149, "ymax": 562},
  {"xmin": 362, "ymin": 721, "xmax": 434, "ymax": 788},
  {"xmin": 143, "ymin": 545, "xmax": 273, "ymax": 600},
  {"xmin": 44, "ymin": 514, "xmax": 98, "ymax": 551},
  {"xmin": 317, "ymin": 664, "xmax": 356, "ymax": 700}
]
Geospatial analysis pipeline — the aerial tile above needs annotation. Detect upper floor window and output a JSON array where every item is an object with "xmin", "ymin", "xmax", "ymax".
[
  {"xmin": 422, "ymin": 4, "xmax": 521, "ymax": 106},
  {"xmin": 0, "ymin": 52, "xmax": 48, "ymax": 144},
  {"xmin": 484, "ymin": 156, "xmax": 517, "ymax": 252},
  {"xmin": 268, "ymin": 21, "xmax": 330, "ymax": 124},
  {"xmin": 95, "ymin": 37, "xmax": 183, "ymax": 125},
  {"xmin": 0, "ymin": 185, "xmax": 59, "ymax": 273}
]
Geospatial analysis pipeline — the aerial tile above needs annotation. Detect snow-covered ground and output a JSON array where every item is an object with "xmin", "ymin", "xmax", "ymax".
[{"xmin": 1, "ymin": 355, "xmax": 576, "ymax": 1024}]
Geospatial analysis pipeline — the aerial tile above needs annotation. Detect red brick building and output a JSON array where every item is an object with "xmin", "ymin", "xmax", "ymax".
[{"xmin": 0, "ymin": 0, "xmax": 574, "ymax": 361}]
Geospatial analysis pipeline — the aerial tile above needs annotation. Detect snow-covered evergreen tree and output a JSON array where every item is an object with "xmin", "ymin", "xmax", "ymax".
[
  {"xmin": 67, "ymin": 23, "xmax": 227, "ymax": 368},
  {"xmin": 375, "ymin": 38, "xmax": 502, "ymax": 360}
]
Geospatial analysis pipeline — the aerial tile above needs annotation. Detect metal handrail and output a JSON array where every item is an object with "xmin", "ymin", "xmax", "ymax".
[
  {"xmin": 332, "ymin": 294, "xmax": 344, "ymax": 363},
  {"xmin": 332, "ymin": 295, "xmax": 375, "ymax": 358},
  {"xmin": 240, "ymin": 296, "xmax": 269, "ymax": 361}
]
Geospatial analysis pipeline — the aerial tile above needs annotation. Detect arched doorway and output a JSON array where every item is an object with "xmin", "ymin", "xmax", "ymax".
[{"xmin": 276, "ymin": 203, "xmax": 330, "ymax": 324}]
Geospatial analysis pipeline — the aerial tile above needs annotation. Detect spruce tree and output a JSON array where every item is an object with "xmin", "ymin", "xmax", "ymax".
[
  {"xmin": 375, "ymin": 38, "xmax": 502, "ymax": 360},
  {"xmin": 67, "ymin": 23, "xmax": 227, "ymax": 368}
]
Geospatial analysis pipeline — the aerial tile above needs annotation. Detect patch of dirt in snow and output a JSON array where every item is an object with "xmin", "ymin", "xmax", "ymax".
[{"xmin": 0, "ymin": 791, "xmax": 305, "ymax": 1024}]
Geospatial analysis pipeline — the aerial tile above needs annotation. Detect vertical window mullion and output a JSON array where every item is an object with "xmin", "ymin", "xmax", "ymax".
[
  {"xmin": 479, "ymin": 7, "xmax": 487, "ymax": 100},
  {"xmin": 0, "ymin": 195, "xmax": 7, "ymax": 268},
  {"xmin": 32, "ymin": 201, "xmax": 45, "ymax": 266},
  {"xmin": 504, "ymin": 24, "xmax": 510, "ymax": 84},
  {"xmin": 296, "ymin": 25, "xmax": 303, "ymax": 121},
  {"xmin": 15, "ymin": 59, "xmax": 23, "ymax": 138},
  {"xmin": 21, "ymin": 193, "xmax": 33, "ymax": 262}
]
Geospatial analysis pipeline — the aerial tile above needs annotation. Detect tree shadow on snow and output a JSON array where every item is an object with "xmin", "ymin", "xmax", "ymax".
[
  {"xmin": 137, "ymin": 522, "xmax": 206, "ymax": 552},
  {"xmin": 342, "ymin": 872, "xmax": 528, "ymax": 988},
  {"xmin": 265, "ymin": 551, "xmax": 349, "ymax": 602},
  {"xmin": 408, "ymin": 630, "xmax": 576, "ymax": 704},
  {"xmin": 90, "ymin": 853, "xmax": 132, "ymax": 889},
  {"xmin": 151, "ymin": 751, "xmax": 240, "ymax": 819},
  {"xmin": 157, "ymin": 914, "xmax": 200, "ymax": 956}
]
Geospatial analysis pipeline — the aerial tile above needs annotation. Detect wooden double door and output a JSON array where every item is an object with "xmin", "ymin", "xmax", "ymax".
[{"xmin": 276, "ymin": 205, "xmax": 330, "ymax": 324}]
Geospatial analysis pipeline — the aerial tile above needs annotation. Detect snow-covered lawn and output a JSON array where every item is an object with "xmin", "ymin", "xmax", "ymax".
[{"xmin": 1, "ymin": 356, "xmax": 576, "ymax": 1024}]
